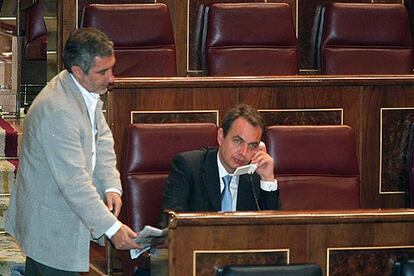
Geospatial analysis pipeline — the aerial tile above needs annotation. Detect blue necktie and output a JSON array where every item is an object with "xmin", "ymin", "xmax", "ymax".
[{"xmin": 221, "ymin": 175, "xmax": 233, "ymax": 211}]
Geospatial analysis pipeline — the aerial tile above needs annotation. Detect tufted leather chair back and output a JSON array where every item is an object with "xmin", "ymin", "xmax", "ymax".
[
  {"xmin": 264, "ymin": 125, "xmax": 360, "ymax": 210},
  {"xmin": 120, "ymin": 123, "xmax": 218, "ymax": 232},
  {"xmin": 203, "ymin": 3, "xmax": 298, "ymax": 76},
  {"xmin": 24, "ymin": 0, "xmax": 47, "ymax": 60},
  {"xmin": 321, "ymin": 3, "xmax": 413, "ymax": 74},
  {"xmin": 82, "ymin": 3, "xmax": 176, "ymax": 77}
]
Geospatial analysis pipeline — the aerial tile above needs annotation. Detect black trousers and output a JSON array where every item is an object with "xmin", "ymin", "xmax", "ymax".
[{"xmin": 25, "ymin": 257, "xmax": 79, "ymax": 276}]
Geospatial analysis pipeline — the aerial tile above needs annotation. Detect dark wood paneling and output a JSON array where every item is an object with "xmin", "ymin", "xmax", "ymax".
[
  {"xmin": 168, "ymin": 210, "xmax": 414, "ymax": 276},
  {"xmin": 381, "ymin": 109, "xmax": 414, "ymax": 193},
  {"xmin": 131, "ymin": 111, "xmax": 218, "ymax": 124},
  {"xmin": 328, "ymin": 247, "xmax": 414, "ymax": 275},
  {"xmin": 259, "ymin": 109, "xmax": 342, "ymax": 125},
  {"xmin": 108, "ymin": 76, "xmax": 414, "ymax": 209},
  {"xmin": 360, "ymin": 85, "xmax": 414, "ymax": 208},
  {"xmin": 195, "ymin": 251, "xmax": 288, "ymax": 275}
]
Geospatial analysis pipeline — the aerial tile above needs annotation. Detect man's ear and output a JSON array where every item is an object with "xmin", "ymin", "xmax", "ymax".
[
  {"xmin": 217, "ymin": 128, "xmax": 224, "ymax": 146},
  {"xmin": 71, "ymin": 65, "xmax": 84, "ymax": 79}
]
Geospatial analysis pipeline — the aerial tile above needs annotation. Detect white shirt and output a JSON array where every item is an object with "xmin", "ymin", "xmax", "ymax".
[
  {"xmin": 217, "ymin": 152, "xmax": 278, "ymax": 211},
  {"xmin": 71, "ymin": 74, "xmax": 122, "ymax": 238}
]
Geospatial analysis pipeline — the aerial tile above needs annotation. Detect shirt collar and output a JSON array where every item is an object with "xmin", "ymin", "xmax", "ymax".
[
  {"xmin": 217, "ymin": 150, "xmax": 232, "ymax": 178},
  {"xmin": 70, "ymin": 73, "xmax": 99, "ymax": 109}
]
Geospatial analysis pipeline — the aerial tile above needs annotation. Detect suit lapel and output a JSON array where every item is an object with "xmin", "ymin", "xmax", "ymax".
[
  {"xmin": 62, "ymin": 70, "xmax": 89, "ymax": 118},
  {"xmin": 201, "ymin": 148, "xmax": 222, "ymax": 211},
  {"xmin": 64, "ymin": 70, "xmax": 101, "ymax": 136}
]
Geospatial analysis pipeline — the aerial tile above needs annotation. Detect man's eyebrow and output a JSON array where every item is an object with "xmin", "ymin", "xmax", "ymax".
[
  {"xmin": 233, "ymin": 135, "xmax": 244, "ymax": 141},
  {"xmin": 233, "ymin": 135, "xmax": 259, "ymax": 145},
  {"xmin": 97, "ymin": 68, "xmax": 109, "ymax": 74}
]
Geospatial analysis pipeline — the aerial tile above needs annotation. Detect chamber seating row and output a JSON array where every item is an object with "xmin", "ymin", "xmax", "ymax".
[
  {"xmin": 119, "ymin": 123, "xmax": 360, "ymax": 275},
  {"xmin": 81, "ymin": 2, "xmax": 413, "ymax": 77}
]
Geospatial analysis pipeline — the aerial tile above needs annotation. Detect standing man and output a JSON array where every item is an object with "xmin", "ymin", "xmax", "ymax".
[
  {"xmin": 160, "ymin": 104, "xmax": 280, "ymax": 227},
  {"xmin": 6, "ymin": 28, "xmax": 139, "ymax": 275}
]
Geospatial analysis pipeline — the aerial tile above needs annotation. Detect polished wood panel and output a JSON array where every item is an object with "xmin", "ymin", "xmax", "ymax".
[
  {"xmin": 168, "ymin": 209, "xmax": 414, "ymax": 276},
  {"xmin": 195, "ymin": 250, "xmax": 288, "ymax": 275},
  {"xmin": 328, "ymin": 247, "xmax": 414, "ymax": 275},
  {"xmin": 381, "ymin": 108, "xmax": 414, "ymax": 193},
  {"xmin": 131, "ymin": 110, "xmax": 218, "ymax": 124},
  {"xmin": 108, "ymin": 75, "xmax": 414, "ymax": 209},
  {"xmin": 259, "ymin": 109, "xmax": 342, "ymax": 125}
]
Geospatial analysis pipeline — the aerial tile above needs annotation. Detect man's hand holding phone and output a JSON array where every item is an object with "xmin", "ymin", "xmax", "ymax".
[{"xmin": 250, "ymin": 141, "xmax": 275, "ymax": 181}]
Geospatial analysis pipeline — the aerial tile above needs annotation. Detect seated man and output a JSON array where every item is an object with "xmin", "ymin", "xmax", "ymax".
[{"xmin": 160, "ymin": 104, "xmax": 280, "ymax": 227}]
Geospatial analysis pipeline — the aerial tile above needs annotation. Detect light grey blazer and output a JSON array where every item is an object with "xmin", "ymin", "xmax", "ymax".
[{"xmin": 6, "ymin": 70, "xmax": 122, "ymax": 272}]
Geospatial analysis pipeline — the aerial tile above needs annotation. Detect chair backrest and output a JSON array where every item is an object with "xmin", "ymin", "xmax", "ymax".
[
  {"xmin": 203, "ymin": 3, "xmax": 298, "ymax": 76},
  {"xmin": 24, "ymin": 0, "xmax": 47, "ymax": 60},
  {"xmin": 216, "ymin": 263, "xmax": 322, "ymax": 276},
  {"xmin": 263, "ymin": 125, "xmax": 360, "ymax": 210},
  {"xmin": 321, "ymin": 3, "xmax": 413, "ymax": 74},
  {"xmin": 120, "ymin": 123, "xmax": 218, "ymax": 232},
  {"xmin": 81, "ymin": 3, "xmax": 176, "ymax": 77}
]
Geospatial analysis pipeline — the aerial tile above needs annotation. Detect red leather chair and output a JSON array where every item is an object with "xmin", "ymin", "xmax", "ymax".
[
  {"xmin": 24, "ymin": 0, "xmax": 47, "ymax": 61},
  {"xmin": 19, "ymin": 0, "xmax": 48, "ymax": 109},
  {"xmin": 321, "ymin": 3, "xmax": 413, "ymax": 74},
  {"xmin": 120, "ymin": 123, "xmax": 218, "ymax": 275},
  {"xmin": 203, "ymin": 3, "xmax": 298, "ymax": 76},
  {"xmin": 263, "ymin": 125, "xmax": 360, "ymax": 210},
  {"xmin": 81, "ymin": 3, "xmax": 176, "ymax": 77}
]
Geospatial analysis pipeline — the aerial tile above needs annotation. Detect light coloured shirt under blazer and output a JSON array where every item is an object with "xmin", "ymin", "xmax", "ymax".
[{"xmin": 5, "ymin": 70, "xmax": 122, "ymax": 272}]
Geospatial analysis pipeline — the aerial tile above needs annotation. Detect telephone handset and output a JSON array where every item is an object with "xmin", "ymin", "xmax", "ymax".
[
  {"xmin": 233, "ymin": 163, "xmax": 257, "ymax": 176},
  {"xmin": 232, "ymin": 141, "xmax": 265, "ymax": 176}
]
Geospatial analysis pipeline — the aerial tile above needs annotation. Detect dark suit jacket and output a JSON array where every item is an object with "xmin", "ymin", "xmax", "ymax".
[{"xmin": 160, "ymin": 148, "xmax": 279, "ymax": 227}]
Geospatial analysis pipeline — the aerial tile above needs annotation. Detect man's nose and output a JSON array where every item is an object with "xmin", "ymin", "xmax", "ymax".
[
  {"xmin": 239, "ymin": 143, "xmax": 249, "ymax": 156},
  {"xmin": 107, "ymin": 70, "xmax": 115, "ymax": 83}
]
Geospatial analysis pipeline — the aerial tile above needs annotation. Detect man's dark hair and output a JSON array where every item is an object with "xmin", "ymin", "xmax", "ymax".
[
  {"xmin": 63, "ymin": 27, "xmax": 114, "ymax": 74},
  {"xmin": 220, "ymin": 104, "xmax": 265, "ymax": 137}
]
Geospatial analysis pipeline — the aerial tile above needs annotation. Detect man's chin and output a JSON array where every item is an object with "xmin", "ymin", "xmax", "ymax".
[{"xmin": 96, "ymin": 88, "xmax": 108, "ymax": 95}]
